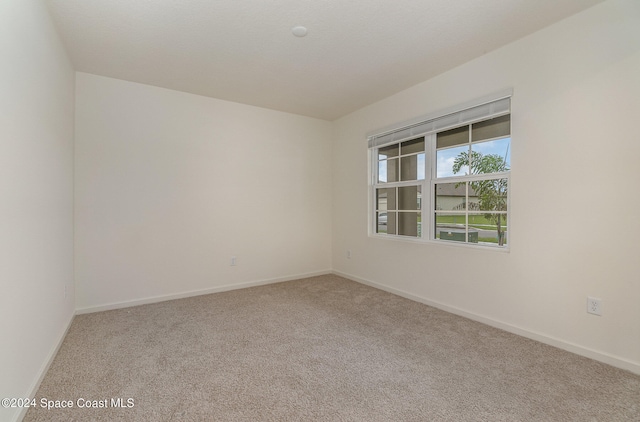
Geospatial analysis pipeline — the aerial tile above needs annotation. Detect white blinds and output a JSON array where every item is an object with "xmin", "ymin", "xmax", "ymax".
[{"xmin": 367, "ymin": 90, "xmax": 512, "ymax": 149}]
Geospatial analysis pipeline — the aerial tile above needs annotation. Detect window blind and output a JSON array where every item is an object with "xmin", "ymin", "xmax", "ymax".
[{"xmin": 367, "ymin": 90, "xmax": 512, "ymax": 149}]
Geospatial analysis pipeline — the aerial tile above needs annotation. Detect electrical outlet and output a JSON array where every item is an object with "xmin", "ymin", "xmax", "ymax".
[
  {"xmin": 587, "ymin": 297, "xmax": 602, "ymax": 316},
  {"xmin": 230, "ymin": 256, "xmax": 237, "ymax": 266},
  {"xmin": 347, "ymin": 250, "xmax": 351, "ymax": 259}
]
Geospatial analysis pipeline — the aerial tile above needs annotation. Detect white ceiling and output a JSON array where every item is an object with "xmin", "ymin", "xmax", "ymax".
[{"xmin": 46, "ymin": 0, "xmax": 603, "ymax": 121}]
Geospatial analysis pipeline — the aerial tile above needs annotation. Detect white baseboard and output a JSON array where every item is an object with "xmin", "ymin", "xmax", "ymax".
[
  {"xmin": 75, "ymin": 269, "xmax": 332, "ymax": 315},
  {"xmin": 14, "ymin": 313, "xmax": 75, "ymax": 422},
  {"xmin": 333, "ymin": 270, "xmax": 640, "ymax": 375}
]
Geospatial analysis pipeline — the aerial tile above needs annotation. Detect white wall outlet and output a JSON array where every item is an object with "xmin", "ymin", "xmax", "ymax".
[
  {"xmin": 587, "ymin": 297, "xmax": 602, "ymax": 316},
  {"xmin": 347, "ymin": 250, "xmax": 351, "ymax": 259},
  {"xmin": 230, "ymin": 256, "xmax": 237, "ymax": 266}
]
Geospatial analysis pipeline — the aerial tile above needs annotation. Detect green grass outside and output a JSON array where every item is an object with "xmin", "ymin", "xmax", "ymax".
[
  {"xmin": 434, "ymin": 235, "xmax": 507, "ymax": 245},
  {"xmin": 378, "ymin": 213, "xmax": 507, "ymax": 244},
  {"xmin": 435, "ymin": 214, "xmax": 507, "ymax": 245},
  {"xmin": 435, "ymin": 214, "xmax": 507, "ymax": 230}
]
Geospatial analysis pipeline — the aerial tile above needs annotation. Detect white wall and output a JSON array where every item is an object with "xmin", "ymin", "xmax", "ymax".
[
  {"xmin": 332, "ymin": 0, "xmax": 640, "ymax": 372},
  {"xmin": 75, "ymin": 73, "xmax": 333, "ymax": 311},
  {"xmin": 0, "ymin": 0, "xmax": 75, "ymax": 420}
]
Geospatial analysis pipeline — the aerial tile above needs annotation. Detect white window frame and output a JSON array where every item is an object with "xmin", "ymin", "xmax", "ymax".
[
  {"xmin": 372, "ymin": 137, "xmax": 426, "ymax": 237},
  {"xmin": 368, "ymin": 91, "xmax": 512, "ymax": 250}
]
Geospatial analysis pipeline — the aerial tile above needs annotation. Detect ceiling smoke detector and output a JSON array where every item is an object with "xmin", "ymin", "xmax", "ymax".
[{"xmin": 291, "ymin": 26, "xmax": 308, "ymax": 37}]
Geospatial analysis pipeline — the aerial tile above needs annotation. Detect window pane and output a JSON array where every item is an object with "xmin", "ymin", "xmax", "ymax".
[
  {"xmin": 436, "ymin": 145, "xmax": 468, "ymax": 177},
  {"xmin": 398, "ymin": 185, "xmax": 421, "ymax": 210},
  {"xmin": 401, "ymin": 137, "xmax": 424, "ymax": 155},
  {"xmin": 417, "ymin": 153, "xmax": 425, "ymax": 180},
  {"xmin": 470, "ymin": 138, "xmax": 511, "ymax": 173},
  {"xmin": 377, "ymin": 212, "xmax": 387, "ymax": 234},
  {"xmin": 398, "ymin": 212, "xmax": 420, "ymax": 237},
  {"xmin": 469, "ymin": 178, "xmax": 508, "ymax": 212},
  {"xmin": 379, "ymin": 212, "xmax": 396, "ymax": 235},
  {"xmin": 435, "ymin": 183, "xmax": 467, "ymax": 211},
  {"xmin": 434, "ymin": 213, "xmax": 471, "ymax": 242},
  {"xmin": 472, "ymin": 114, "xmax": 510, "ymax": 142},
  {"xmin": 376, "ymin": 188, "xmax": 396, "ymax": 211},
  {"xmin": 378, "ymin": 158, "xmax": 398, "ymax": 183},
  {"xmin": 469, "ymin": 213, "xmax": 508, "ymax": 246},
  {"xmin": 436, "ymin": 125, "xmax": 469, "ymax": 149},
  {"xmin": 400, "ymin": 155, "xmax": 421, "ymax": 181},
  {"xmin": 378, "ymin": 144, "xmax": 399, "ymax": 160}
]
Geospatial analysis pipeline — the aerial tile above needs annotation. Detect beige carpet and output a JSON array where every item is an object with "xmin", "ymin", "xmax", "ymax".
[{"xmin": 25, "ymin": 274, "xmax": 639, "ymax": 421}]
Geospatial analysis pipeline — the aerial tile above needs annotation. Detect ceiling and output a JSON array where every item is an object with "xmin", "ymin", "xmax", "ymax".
[{"xmin": 46, "ymin": 0, "xmax": 603, "ymax": 121}]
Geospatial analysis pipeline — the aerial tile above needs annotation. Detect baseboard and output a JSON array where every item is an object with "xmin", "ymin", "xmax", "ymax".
[
  {"xmin": 333, "ymin": 270, "xmax": 640, "ymax": 375},
  {"xmin": 75, "ymin": 269, "xmax": 333, "ymax": 315},
  {"xmin": 13, "ymin": 312, "xmax": 75, "ymax": 422}
]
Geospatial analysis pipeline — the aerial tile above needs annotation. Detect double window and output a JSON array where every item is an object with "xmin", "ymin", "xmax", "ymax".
[{"xmin": 369, "ymin": 94, "xmax": 511, "ymax": 248}]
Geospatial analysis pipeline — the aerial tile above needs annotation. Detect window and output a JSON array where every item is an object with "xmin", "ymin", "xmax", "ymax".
[
  {"xmin": 369, "ymin": 94, "xmax": 511, "ymax": 248},
  {"xmin": 375, "ymin": 138, "xmax": 424, "ymax": 236}
]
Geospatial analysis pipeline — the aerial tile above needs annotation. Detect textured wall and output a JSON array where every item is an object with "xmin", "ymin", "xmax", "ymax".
[
  {"xmin": 332, "ymin": 0, "xmax": 640, "ymax": 372},
  {"xmin": 0, "ymin": 1, "xmax": 75, "ymax": 420},
  {"xmin": 74, "ymin": 73, "xmax": 333, "ymax": 311}
]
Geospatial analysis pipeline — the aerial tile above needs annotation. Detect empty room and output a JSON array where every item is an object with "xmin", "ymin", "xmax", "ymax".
[{"xmin": 2, "ymin": 0, "xmax": 639, "ymax": 421}]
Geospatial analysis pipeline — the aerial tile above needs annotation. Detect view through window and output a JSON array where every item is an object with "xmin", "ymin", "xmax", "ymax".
[{"xmin": 371, "ymin": 107, "xmax": 510, "ymax": 248}]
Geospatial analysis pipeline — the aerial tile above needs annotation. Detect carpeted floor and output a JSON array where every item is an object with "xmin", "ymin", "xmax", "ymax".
[{"xmin": 25, "ymin": 274, "xmax": 639, "ymax": 421}]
